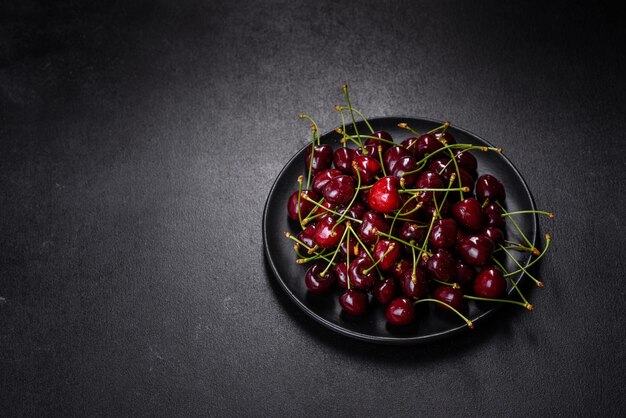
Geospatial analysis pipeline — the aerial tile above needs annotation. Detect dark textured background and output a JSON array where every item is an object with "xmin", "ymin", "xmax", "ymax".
[{"xmin": 1, "ymin": 0, "xmax": 625, "ymax": 416}]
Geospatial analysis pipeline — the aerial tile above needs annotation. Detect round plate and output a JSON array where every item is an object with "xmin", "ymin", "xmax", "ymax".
[{"xmin": 263, "ymin": 117, "xmax": 538, "ymax": 344}]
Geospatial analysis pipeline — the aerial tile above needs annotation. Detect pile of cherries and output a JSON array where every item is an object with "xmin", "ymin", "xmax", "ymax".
[{"xmin": 285, "ymin": 86, "xmax": 552, "ymax": 329}]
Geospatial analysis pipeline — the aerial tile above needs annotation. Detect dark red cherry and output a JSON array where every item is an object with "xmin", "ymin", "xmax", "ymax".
[
  {"xmin": 432, "ymin": 285, "xmax": 464, "ymax": 311},
  {"xmin": 482, "ymin": 226, "xmax": 504, "ymax": 245},
  {"xmin": 390, "ymin": 155, "xmax": 418, "ymax": 187},
  {"xmin": 366, "ymin": 130, "xmax": 393, "ymax": 152},
  {"xmin": 415, "ymin": 133, "xmax": 444, "ymax": 159},
  {"xmin": 483, "ymin": 203, "xmax": 506, "ymax": 228},
  {"xmin": 356, "ymin": 143, "xmax": 379, "ymax": 157},
  {"xmin": 429, "ymin": 218, "xmax": 458, "ymax": 249},
  {"xmin": 419, "ymin": 200, "xmax": 451, "ymax": 220},
  {"xmin": 435, "ymin": 131, "xmax": 456, "ymax": 145},
  {"xmin": 323, "ymin": 175, "xmax": 356, "ymax": 206},
  {"xmin": 400, "ymin": 267, "xmax": 428, "ymax": 299},
  {"xmin": 455, "ymin": 260, "xmax": 476, "ymax": 285},
  {"xmin": 368, "ymin": 176, "xmax": 401, "ymax": 213},
  {"xmin": 476, "ymin": 174, "xmax": 506, "ymax": 203},
  {"xmin": 339, "ymin": 289, "xmax": 368, "ymax": 316},
  {"xmin": 313, "ymin": 214, "xmax": 345, "ymax": 248},
  {"xmin": 385, "ymin": 296, "xmax": 415, "ymax": 326},
  {"xmin": 415, "ymin": 170, "xmax": 443, "ymax": 203},
  {"xmin": 457, "ymin": 234, "xmax": 495, "ymax": 266},
  {"xmin": 352, "ymin": 154, "xmax": 381, "ymax": 184},
  {"xmin": 357, "ymin": 210, "xmax": 390, "ymax": 245},
  {"xmin": 348, "ymin": 257, "xmax": 376, "ymax": 289},
  {"xmin": 373, "ymin": 277, "xmax": 398, "ymax": 304},
  {"xmin": 398, "ymin": 222, "xmax": 426, "ymax": 253},
  {"xmin": 391, "ymin": 258, "xmax": 412, "ymax": 279},
  {"xmin": 452, "ymin": 198, "xmax": 483, "ymax": 231},
  {"xmin": 339, "ymin": 236, "xmax": 368, "ymax": 258},
  {"xmin": 334, "ymin": 261, "xmax": 349, "ymax": 288},
  {"xmin": 312, "ymin": 168, "xmax": 343, "ymax": 194},
  {"xmin": 397, "ymin": 195, "xmax": 421, "ymax": 220},
  {"xmin": 454, "ymin": 150, "xmax": 477, "ymax": 176},
  {"xmin": 373, "ymin": 239, "xmax": 401, "ymax": 271},
  {"xmin": 287, "ymin": 189, "xmax": 320, "ymax": 221},
  {"xmin": 338, "ymin": 201, "xmax": 366, "ymax": 221},
  {"xmin": 383, "ymin": 146, "xmax": 411, "ymax": 173},
  {"xmin": 473, "ymin": 265, "xmax": 507, "ymax": 298},
  {"xmin": 305, "ymin": 144, "xmax": 333, "ymax": 175},
  {"xmin": 304, "ymin": 263, "xmax": 336, "ymax": 294},
  {"xmin": 333, "ymin": 147, "xmax": 356, "ymax": 174},
  {"xmin": 427, "ymin": 158, "xmax": 451, "ymax": 178},
  {"xmin": 401, "ymin": 137, "xmax": 419, "ymax": 156},
  {"xmin": 297, "ymin": 223, "xmax": 317, "ymax": 248},
  {"xmin": 425, "ymin": 249, "xmax": 456, "ymax": 282}
]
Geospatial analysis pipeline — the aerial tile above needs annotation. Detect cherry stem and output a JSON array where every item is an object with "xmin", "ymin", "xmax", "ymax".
[
  {"xmin": 378, "ymin": 145, "xmax": 387, "ymax": 177},
  {"xmin": 346, "ymin": 224, "xmax": 376, "ymax": 266},
  {"xmin": 499, "ymin": 245, "xmax": 544, "ymax": 287},
  {"xmin": 342, "ymin": 84, "xmax": 363, "ymax": 149},
  {"xmin": 496, "ymin": 202, "xmax": 538, "ymax": 255},
  {"xmin": 504, "ymin": 234, "xmax": 552, "ymax": 277},
  {"xmin": 321, "ymin": 223, "xmax": 351, "ymax": 276},
  {"xmin": 414, "ymin": 298, "xmax": 474, "ymax": 329},
  {"xmin": 334, "ymin": 162, "xmax": 362, "ymax": 226},
  {"xmin": 491, "ymin": 257, "xmax": 531, "ymax": 305},
  {"xmin": 297, "ymin": 176, "xmax": 305, "ymax": 228},
  {"xmin": 284, "ymin": 232, "xmax": 333, "ymax": 264},
  {"xmin": 363, "ymin": 242, "xmax": 396, "ymax": 275},
  {"xmin": 376, "ymin": 231, "xmax": 432, "ymax": 256},
  {"xmin": 336, "ymin": 106, "xmax": 374, "ymax": 134},
  {"xmin": 300, "ymin": 195, "xmax": 361, "ymax": 224},
  {"xmin": 400, "ymin": 187, "xmax": 470, "ymax": 193},
  {"xmin": 464, "ymin": 294, "xmax": 532, "ymax": 310},
  {"xmin": 503, "ymin": 210, "xmax": 555, "ymax": 218}
]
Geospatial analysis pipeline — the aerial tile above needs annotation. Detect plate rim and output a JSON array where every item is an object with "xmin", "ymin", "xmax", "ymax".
[{"xmin": 262, "ymin": 116, "xmax": 538, "ymax": 344}]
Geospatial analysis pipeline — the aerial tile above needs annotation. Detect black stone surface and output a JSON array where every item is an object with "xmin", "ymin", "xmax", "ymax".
[{"xmin": 1, "ymin": 1, "xmax": 625, "ymax": 416}]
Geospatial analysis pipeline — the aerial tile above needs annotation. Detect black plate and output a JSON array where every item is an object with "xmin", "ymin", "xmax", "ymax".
[{"xmin": 263, "ymin": 117, "xmax": 537, "ymax": 344}]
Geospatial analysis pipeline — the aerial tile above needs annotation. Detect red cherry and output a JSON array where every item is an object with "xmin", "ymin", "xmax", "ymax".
[
  {"xmin": 297, "ymin": 223, "xmax": 317, "ymax": 248},
  {"xmin": 333, "ymin": 147, "xmax": 356, "ymax": 174},
  {"xmin": 366, "ymin": 130, "xmax": 393, "ymax": 152},
  {"xmin": 482, "ymin": 226, "xmax": 504, "ymax": 245},
  {"xmin": 476, "ymin": 174, "xmax": 506, "ymax": 203},
  {"xmin": 385, "ymin": 296, "xmax": 415, "ymax": 326},
  {"xmin": 304, "ymin": 144, "xmax": 333, "ymax": 175},
  {"xmin": 373, "ymin": 277, "xmax": 398, "ymax": 304},
  {"xmin": 323, "ymin": 174, "xmax": 356, "ymax": 206},
  {"xmin": 368, "ymin": 176, "xmax": 401, "ymax": 213},
  {"xmin": 313, "ymin": 214, "xmax": 345, "ymax": 248},
  {"xmin": 455, "ymin": 260, "xmax": 476, "ymax": 285},
  {"xmin": 383, "ymin": 145, "xmax": 411, "ymax": 173},
  {"xmin": 415, "ymin": 133, "xmax": 444, "ymax": 159},
  {"xmin": 425, "ymin": 249, "xmax": 456, "ymax": 282},
  {"xmin": 400, "ymin": 267, "xmax": 428, "ymax": 300},
  {"xmin": 473, "ymin": 266, "xmax": 507, "ymax": 298},
  {"xmin": 304, "ymin": 263, "xmax": 336, "ymax": 294},
  {"xmin": 357, "ymin": 210, "xmax": 390, "ymax": 245},
  {"xmin": 287, "ymin": 189, "xmax": 320, "ymax": 221},
  {"xmin": 312, "ymin": 168, "xmax": 343, "ymax": 194},
  {"xmin": 429, "ymin": 218, "xmax": 458, "ymax": 249},
  {"xmin": 457, "ymin": 234, "xmax": 495, "ymax": 266},
  {"xmin": 390, "ymin": 155, "xmax": 419, "ymax": 187},
  {"xmin": 415, "ymin": 170, "xmax": 443, "ymax": 203},
  {"xmin": 483, "ymin": 203, "xmax": 506, "ymax": 228},
  {"xmin": 452, "ymin": 198, "xmax": 483, "ymax": 231},
  {"xmin": 339, "ymin": 289, "xmax": 368, "ymax": 316},
  {"xmin": 432, "ymin": 285, "xmax": 465, "ymax": 311},
  {"xmin": 347, "ymin": 257, "xmax": 377, "ymax": 290},
  {"xmin": 352, "ymin": 154, "xmax": 381, "ymax": 184},
  {"xmin": 373, "ymin": 239, "xmax": 401, "ymax": 271}
]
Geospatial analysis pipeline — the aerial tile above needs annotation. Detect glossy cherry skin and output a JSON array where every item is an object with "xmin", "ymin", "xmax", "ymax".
[
  {"xmin": 390, "ymin": 155, "xmax": 418, "ymax": 187},
  {"xmin": 304, "ymin": 144, "xmax": 333, "ymax": 175},
  {"xmin": 482, "ymin": 226, "xmax": 504, "ymax": 245},
  {"xmin": 390, "ymin": 258, "xmax": 412, "ymax": 279},
  {"xmin": 452, "ymin": 198, "xmax": 483, "ymax": 231},
  {"xmin": 457, "ymin": 234, "xmax": 495, "ymax": 266},
  {"xmin": 338, "ymin": 201, "xmax": 366, "ymax": 221},
  {"xmin": 373, "ymin": 239, "xmax": 401, "ymax": 271},
  {"xmin": 415, "ymin": 170, "xmax": 444, "ymax": 204},
  {"xmin": 401, "ymin": 137, "xmax": 419, "ymax": 156},
  {"xmin": 333, "ymin": 261, "xmax": 349, "ymax": 289},
  {"xmin": 339, "ymin": 289, "xmax": 368, "ymax": 316},
  {"xmin": 426, "ymin": 249, "xmax": 457, "ymax": 282},
  {"xmin": 333, "ymin": 147, "xmax": 356, "ymax": 174},
  {"xmin": 312, "ymin": 168, "xmax": 343, "ymax": 194},
  {"xmin": 429, "ymin": 218, "xmax": 458, "ymax": 249},
  {"xmin": 304, "ymin": 263, "xmax": 336, "ymax": 294},
  {"xmin": 397, "ymin": 196, "xmax": 421, "ymax": 221},
  {"xmin": 419, "ymin": 200, "xmax": 451, "ymax": 220},
  {"xmin": 348, "ymin": 257, "xmax": 376, "ymax": 289},
  {"xmin": 313, "ymin": 214, "xmax": 345, "ymax": 248},
  {"xmin": 475, "ymin": 174, "xmax": 506, "ymax": 203},
  {"xmin": 383, "ymin": 146, "xmax": 411, "ymax": 173},
  {"xmin": 415, "ymin": 133, "xmax": 444, "ymax": 160},
  {"xmin": 483, "ymin": 203, "xmax": 506, "ymax": 228},
  {"xmin": 454, "ymin": 150, "xmax": 477, "ymax": 176},
  {"xmin": 432, "ymin": 285, "xmax": 464, "ymax": 311},
  {"xmin": 435, "ymin": 131, "xmax": 456, "ymax": 145},
  {"xmin": 339, "ymin": 237, "xmax": 368, "ymax": 258},
  {"xmin": 373, "ymin": 277, "xmax": 398, "ymax": 304},
  {"xmin": 398, "ymin": 222, "xmax": 426, "ymax": 253},
  {"xmin": 297, "ymin": 223, "xmax": 317, "ymax": 248},
  {"xmin": 357, "ymin": 210, "xmax": 390, "ymax": 245},
  {"xmin": 366, "ymin": 130, "xmax": 393, "ymax": 152},
  {"xmin": 352, "ymin": 154, "xmax": 381, "ymax": 184},
  {"xmin": 355, "ymin": 143, "xmax": 378, "ymax": 158},
  {"xmin": 400, "ymin": 267, "xmax": 428, "ymax": 300},
  {"xmin": 455, "ymin": 260, "xmax": 476, "ymax": 285},
  {"xmin": 287, "ymin": 189, "xmax": 320, "ymax": 221},
  {"xmin": 385, "ymin": 296, "xmax": 416, "ymax": 326},
  {"xmin": 368, "ymin": 176, "xmax": 401, "ymax": 213},
  {"xmin": 323, "ymin": 175, "xmax": 356, "ymax": 207},
  {"xmin": 473, "ymin": 266, "xmax": 507, "ymax": 298}
]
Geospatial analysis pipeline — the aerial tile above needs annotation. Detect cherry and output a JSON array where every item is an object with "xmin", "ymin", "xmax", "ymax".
[
  {"xmin": 398, "ymin": 222, "xmax": 426, "ymax": 253},
  {"xmin": 313, "ymin": 214, "xmax": 345, "ymax": 248},
  {"xmin": 432, "ymin": 285, "xmax": 464, "ymax": 311},
  {"xmin": 401, "ymin": 137, "xmax": 419, "ymax": 156},
  {"xmin": 373, "ymin": 277, "xmax": 398, "ymax": 304},
  {"xmin": 357, "ymin": 210, "xmax": 390, "ymax": 245},
  {"xmin": 473, "ymin": 265, "xmax": 507, "ymax": 298},
  {"xmin": 429, "ymin": 218, "xmax": 458, "ymax": 249},
  {"xmin": 415, "ymin": 170, "xmax": 443, "ymax": 203},
  {"xmin": 452, "ymin": 198, "xmax": 483, "ymax": 231},
  {"xmin": 333, "ymin": 147, "xmax": 356, "ymax": 175},
  {"xmin": 348, "ymin": 257, "xmax": 377, "ymax": 289},
  {"xmin": 390, "ymin": 258, "xmax": 411, "ymax": 279},
  {"xmin": 334, "ymin": 261, "xmax": 349, "ymax": 288},
  {"xmin": 476, "ymin": 174, "xmax": 506, "ymax": 203},
  {"xmin": 366, "ymin": 130, "xmax": 393, "ymax": 151},
  {"xmin": 383, "ymin": 145, "xmax": 411, "ymax": 173},
  {"xmin": 390, "ymin": 155, "xmax": 418, "ymax": 187},
  {"xmin": 368, "ymin": 176, "xmax": 401, "ymax": 213},
  {"xmin": 323, "ymin": 174, "xmax": 356, "ymax": 206},
  {"xmin": 397, "ymin": 196, "xmax": 421, "ymax": 220},
  {"xmin": 400, "ymin": 267, "xmax": 428, "ymax": 300},
  {"xmin": 455, "ymin": 260, "xmax": 476, "ymax": 285},
  {"xmin": 426, "ymin": 249, "xmax": 456, "ymax": 282},
  {"xmin": 385, "ymin": 296, "xmax": 415, "ymax": 326},
  {"xmin": 338, "ymin": 201, "xmax": 366, "ymax": 221},
  {"xmin": 355, "ymin": 143, "xmax": 378, "ymax": 157},
  {"xmin": 435, "ymin": 131, "xmax": 456, "ymax": 145},
  {"xmin": 420, "ymin": 200, "xmax": 451, "ymax": 220},
  {"xmin": 373, "ymin": 239, "xmax": 401, "ymax": 271},
  {"xmin": 427, "ymin": 159, "xmax": 452, "ymax": 179},
  {"xmin": 454, "ymin": 150, "xmax": 477, "ymax": 176},
  {"xmin": 415, "ymin": 133, "xmax": 444, "ymax": 159},
  {"xmin": 305, "ymin": 144, "xmax": 333, "ymax": 175},
  {"xmin": 312, "ymin": 168, "xmax": 343, "ymax": 194},
  {"xmin": 287, "ymin": 189, "xmax": 320, "ymax": 221},
  {"xmin": 482, "ymin": 226, "xmax": 504, "ymax": 245},
  {"xmin": 483, "ymin": 203, "xmax": 506, "ymax": 228},
  {"xmin": 304, "ymin": 263, "xmax": 336, "ymax": 294},
  {"xmin": 352, "ymin": 154, "xmax": 381, "ymax": 184},
  {"xmin": 339, "ymin": 289, "xmax": 368, "ymax": 316},
  {"xmin": 457, "ymin": 234, "xmax": 495, "ymax": 266},
  {"xmin": 297, "ymin": 223, "xmax": 317, "ymax": 248},
  {"xmin": 339, "ymin": 237, "xmax": 368, "ymax": 258}
]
